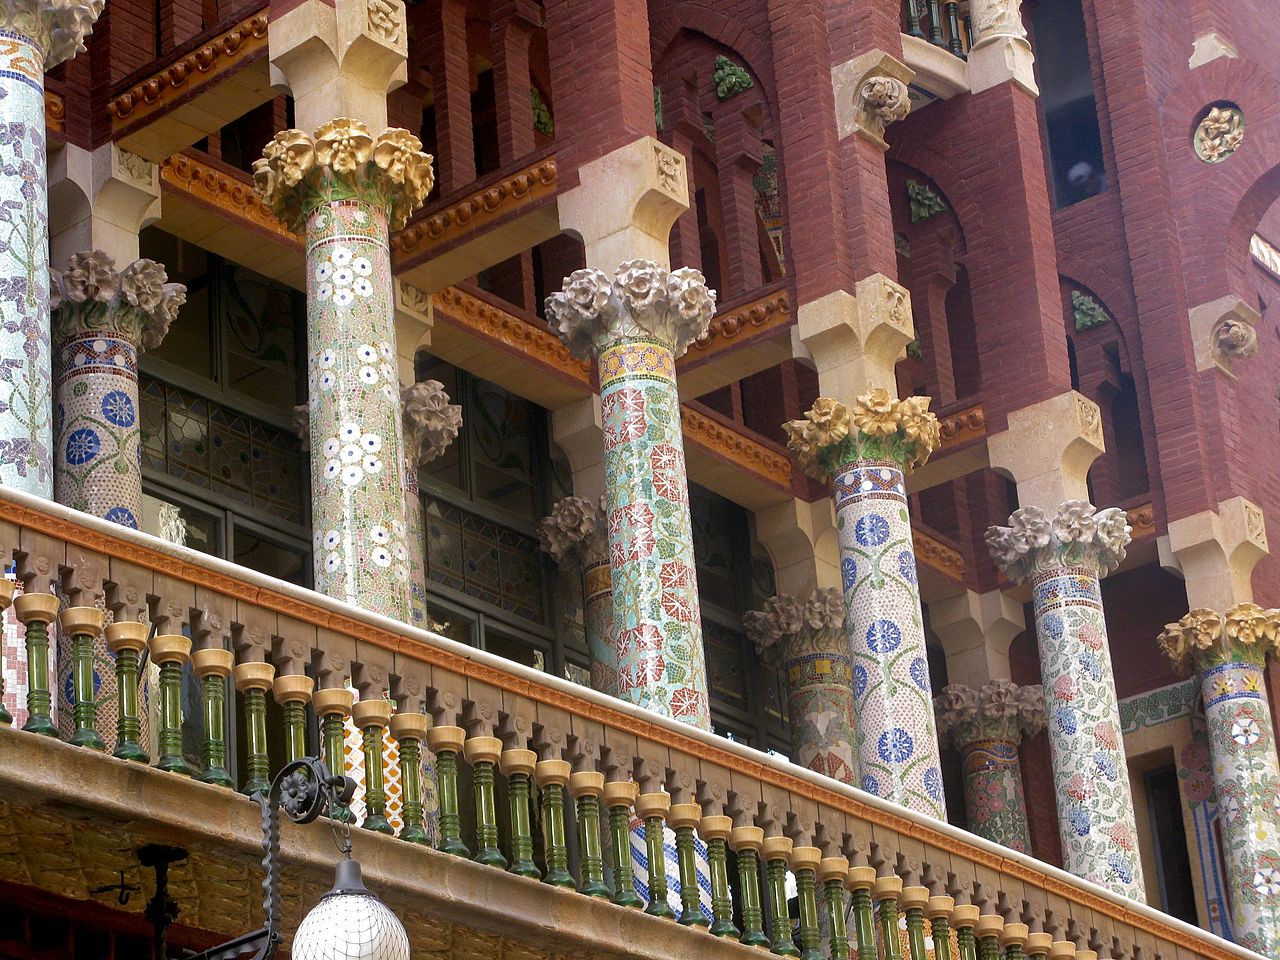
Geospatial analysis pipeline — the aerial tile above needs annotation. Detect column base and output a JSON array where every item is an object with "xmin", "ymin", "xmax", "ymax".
[
  {"xmin": 543, "ymin": 869, "xmax": 576, "ymax": 889},
  {"xmin": 678, "ymin": 908, "xmax": 710, "ymax": 928},
  {"xmin": 362, "ymin": 814, "xmax": 394, "ymax": 835},
  {"xmin": 156, "ymin": 756, "xmax": 192, "ymax": 776},
  {"xmin": 399, "ymin": 824, "xmax": 431, "ymax": 845},
  {"xmin": 474, "ymin": 846, "xmax": 508, "ymax": 869},
  {"xmin": 509, "ymin": 859, "xmax": 541, "ymax": 879},
  {"xmin": 68, "ymin": 728, "xmax": 106, "ymax": 751},
  {"xmin": 197, "ymin": 766, "xmax": 234, "ymax": 788},
  {"xmin": 739, "ymin": 930, "xmax": 772, "ymax": 948},
  {"xmin": 644, "ymin": 899, "xmax": 676, "ymax": 919},
  {"xmin": 710, "ymin": 918, "xmax": 740, "ymax": 938},
  {"xmin": 612, "ymin": 888, "xmax": 643, "ymax": 909},
  {"xmin": 440, "ymin": 837, "xmax": 471, "ymax": 858},
  {"xmin": 22, "ymin": 715, "xmax": 59, "ymax": 738}
]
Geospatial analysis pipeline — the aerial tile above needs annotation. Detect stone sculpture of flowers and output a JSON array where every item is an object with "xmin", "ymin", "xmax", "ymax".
[
  {"xmin": 985, "ymin": 500, "xmax": 1131, "ymax": 583},
  {"xmin": 254, "ymin": 119, "xmax": 435, "ymax": 233},
  {"xmin": 936, "ymin": 680, "xmax": 1044, "ymax": 744},
  {"xmin": 1159, "ymin": 603, "xmax": 1280, "ymax": 675},
  {"xmin": 539, "ymin": 495, "xmax": 607, "ymax": 566},
  {"xmin": 935, "ymin": 684, "xmax": 979, "ymax": 730},
  {"xmin": 744, "ymin": 592, "xmax": 805, "ymax": 667},
  {"xmin": 545, "ymin": 259, "xmax": 717, "ymax": 361},
  {"xmin": 401, "ymin": 380, "xmax": 462, "ymax": 466},
  {"xmin": 52, "ymin": 251, "xmax": 186, "ymax": 354},
  {"xmin": 784, "ymin": 389, "xmax": 941, "ymax": 482},
  {"xmin": 1017, "ymin": 684, "xmax": 1046, "ymax": 736}
]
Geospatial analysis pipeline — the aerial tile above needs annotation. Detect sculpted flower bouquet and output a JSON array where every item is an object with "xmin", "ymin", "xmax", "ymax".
[{"xmin": 782, "ymin": 389, "xmax": 942, "ymax": 481}]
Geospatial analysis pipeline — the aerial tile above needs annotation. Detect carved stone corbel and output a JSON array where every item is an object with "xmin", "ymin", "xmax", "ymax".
[{"xmin": 831, "ymin": 51, "xmax": 914, "ymax": 150}]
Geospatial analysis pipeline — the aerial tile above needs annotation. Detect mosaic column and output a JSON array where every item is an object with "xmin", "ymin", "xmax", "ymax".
[
  {"xmin": 986, "ymin": 501, "xmax": 1145, "ymax": 899},
  {"xmin": 1159, "ymin": 604, "xmax": 1280, "ymax": 958},
  {"xmin": 51, "ymin": 253, "xmax": 185, "ymax": 526},
  {"xmin": 400, "ymin": 379, "xmax": 461, "ymax": 628},
  {"xmin": 546, "ymin": 261, "xmax": 716, "ymax": 729},
  {"xmin": 540, "ymin": 495, "xmax": 618, "ymax": 695},
  {"xmin": 785, "ymin": 391, "xmax": 945, "ymax": 816},
  {"xmin": 0, "ymin": 0, "xmax": 102, "ymax": 496},
  {"xmin": 255, "ymin": 120, "xmax": 433, "ymax": 621},
  {"xmin": 935, "ymin": 680, "xmax": 1045, "ymax": 851},
  {"xmin": 744, "ymin": 588, "xmax": 857, "ymax": 784}
]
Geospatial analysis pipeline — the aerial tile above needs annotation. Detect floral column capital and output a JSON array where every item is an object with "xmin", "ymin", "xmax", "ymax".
[
  {"xmin": 539, "ymin": 495, "xmax": 608, "ymax": 568},
  {"xmin": 784, "ymin": 391, "xmax": 941, "ymax": 481},
  {"xmin": 253, "ymin": 118, "xmax": 434, "ymax": 233},
  {"xmin": 743, "ymin": 588, "xmax": 846, "ymax": 665},
  {"xmin": 51, "ymin": 251, "xmax": 187, "ymax": 350},
  {"xmin": 935, "ymin": 680, "xmax": 1045, "ymax": 748},
  {"xmin": 401, "ymin": 379, "xmax": 461, "ymax": 467},
  {"xmin": 545, "ymin": 259, "xmax": 716, "ymax": 360},
  {"xmin": 0, "ymin": 0, "xmax": 104, "ymax": 66},
  {"xmin": 985, "ymin": 500, "xmax": 1132, "ymax": 582},
  {"xmin": 1158, "ymin": 603, "xmax": 1280, "ymax": 674}
]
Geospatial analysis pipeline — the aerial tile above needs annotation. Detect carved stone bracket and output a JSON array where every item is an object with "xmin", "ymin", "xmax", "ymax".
[
  {"xmin": 401, "ymin": 380, "xmax": 461, "ymax": 467},
  {"xmin": 1189, "ymin": 294, "xmax": 1259, "ymax": 377},
  {"xmin": 0, "ymin": 0, "xmax": 104, "ymax": 68},
  {"xmin": 831, "ymin": 51, "xmax": 914, "ymax": 150},
  {"xmin": 51, "ymin": 251, "xmax": 186, "ymax": 351},
  {"xmin": 985, "ymin": 500, "xmax": 1132, "ymax": 583},
  {"xmin": 538, "ymin": 495, "xmax": 607, "ymax": 567}
]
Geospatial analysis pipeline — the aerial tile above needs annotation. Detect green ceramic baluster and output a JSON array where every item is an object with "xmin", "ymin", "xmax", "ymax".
[
  {"xmin": 928, "ymin": 896, "xmax": 956, "ymax": 960},
  {"xmin": 699, "ymin": 816, "xmax": 738, "ymax": 937},
  {"xmin": 764, "ymin": 836, "xmax": 800, "ymax": 956},
  {"xmin": 953, "ymin": 905, "xmax": 981, "ymax": 960},
  {"xmin": 391, "ymin": 712, "xmax": 431, "ymax": 844},
  {"xmin": 791, "ymin": 847, "xmax": 823, "ymax": 960},
  {"xmin": 536, "ymin": 759, "xmax": 576, "ymax": 888},
  {"xmin": 731, "ymin": 827, "xmax": 771, "ymax": 948},
  {"xmin": 427, "ymin": 726, "xmax": 470, "ymax": 856},
  {"xmin": 150, "ymin": 634, "xmax": 192, "ymax": 774},
  {"xmin": 604, "ymin": 781, "xmax": 642, "ymax": 907},
  {"xmin": 465, "ymin": 736, "xmax": 508, "ymax": 867},
  {"xmin": 976, "ymin": 914, "xmax": 1004, "ymax": 960},
  {"xmin": 849, "ymin": 867, "xmax": 879, "ymax": 960},
  {"xmin": 636, "ymin": 792, "xmax": 674, "ymax": 917},
  {"xmin": 875, "ymin": 876, "xmax": 904, "ymax": 960},
  {"xmin": 571, "ymin": 772, "xmax": 610, "ymax": 898},
  {"xmin": 669, "ymin": 803, "xmax": 709, "ymax": 926},
  {"xmin": 60, "ymin": 607, "xmax": 105, "ymax": 750},
  {"xmin": 1025, "ymin": 931, "xmax": 1055, "ymax": 960},
  {"xmin": 314, "ymin": 687, "xmax": 355, "ymax": 823},
  {"xmin": 0, "ymin": 580, "xmax": 13, "ymax": 725},
  {"xmin": 821, "ymin": 858, "xmax": 851, "ymax": 960},
  {"xmin": 501, "ymin": 748, "xmax": 541, "ymax": 878},
  {"xmin": 903, "ymin": 887, "xmax": 932, "ymax": 960},
  {"xmin": 15, "ymin": 593, "xmax": 60, "ymax": 737},
  {"xmin": 192, "ymin": 648, "xmax": 234, "ymax": 786},
  {"xmin": 104, "ymin": 621, "xmax": 149, "ymax": 762},
  {"xmin": 1002, "ymin": 922, "xmax": 1031, "ymax": 960},
  {"xmin": 235, "ymin": 661, "xmax": 275, "ymax": 798},
  {"xmin": 273, "ymin": 674, "xmax": 313, "ymax": 764},
  {"xmin": 352, "ymin": 697, "xmax": 393, "ymax": 834}
]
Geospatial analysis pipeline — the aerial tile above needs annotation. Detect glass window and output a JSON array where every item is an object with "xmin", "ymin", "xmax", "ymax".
[{"xmin": 220, "ymin": 263, "xmax": 303, "ymax": 409}]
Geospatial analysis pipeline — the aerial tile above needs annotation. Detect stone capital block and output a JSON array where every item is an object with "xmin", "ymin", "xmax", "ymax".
[
  {"xmin": 966, "ymin": 0, "xmax": 1038, "ymax": 95},
  {"xmin": 831, "ymin": 51, "xmax": 914, "ymax": 150},
  {"xmin": 754, "ymin": 497, "xmax": 839, "ymax": 596},
  {"xmin": 49, "ymin": 143, "xmax": 161, "ymax": 266},
  {"xmin": 796, "ymin": 275, "xmax": 915, "ymax": 398},
  {"xmin": 987, "ymin": 391, "xmax": 1104, "ymax": 510},
  {"xmin": 268, "ymin": 0, "xmax": 409, "ymax": 132},
  {"xmin": 1165, "ymin": 498, "xmax": 1269, "ymax": 609},
  {"xmin": 393, "ymin": 280, "xmax": 433, "ymax": 384},
  {"xmin": 1188, "ymin": 295, "xmax": 1259, "ymax": 378},
  {"xmin": 929, "ymin": 589, "xmax": 1025, "ymax": 687}
]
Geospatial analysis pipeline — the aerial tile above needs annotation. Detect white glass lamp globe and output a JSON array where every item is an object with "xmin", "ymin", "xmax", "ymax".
[{"xmin": 291, "ymin": 859, "xmax": 410, "ymax": 960}]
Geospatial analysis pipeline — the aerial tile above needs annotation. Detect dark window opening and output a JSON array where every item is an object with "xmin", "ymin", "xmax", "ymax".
[
  {"xmin": 1144, "ymin": 764, "xmax": 1198, "ymax": 924},
  {"xmin": 1111, "ymin": 374, "xmax": 1150, "ymax": 499}
]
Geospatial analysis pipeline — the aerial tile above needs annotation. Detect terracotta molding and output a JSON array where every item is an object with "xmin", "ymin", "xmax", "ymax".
[
  {"xmin": 160, "ymin": 151, "xmax": 300, "ymax": 248},
  {"xmin": 107, "ymin": 9, "xmax": 270, "ymax": 133},
  {"xmin": 681, "ymin": 286, "xmax": 792, "ymax": 362},
  {"xmin": 937, "ymin": 403, "xmax": 985, "ymax": 449},
  {"xmin": 0, "ymin": 496, "xmax": 1253, "ymax": 960},
  {"xmin": 680, "ymin": 405, "xmax": 792, "ymax": 488},
  {"xmin": 44, "ymin": 91, "xmax": 63, "ymax": 133},
  {"xmin": 1126, "ymin": 502, "xmax": 1155, "ymax": 539},
  {"xmin": 391, "ymin": 156, "xmax": 558, "ymax": 266},
  {"xmin": 913, "ymin": 528, "xmax": 964, "ymax": 581}
]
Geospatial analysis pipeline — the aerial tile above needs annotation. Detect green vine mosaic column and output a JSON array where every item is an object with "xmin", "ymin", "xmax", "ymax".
[
  {"xmin": 791, "ymin": 846, "xmax": 824, "ymax": 960},
  {"xmin": 465, "ymin": 736, "xmax": 508, "ymax": 867},
  {"xmin": 731, "ymin": 826, "xmax": 771, "ymax": 948},
  {"xmin": 234, "ymin": 661, "xmax": 275, "ymax": 798},
  {"xmin": 1159, "ymin": 603, "xmax": 1280, "ymax": 958},
  {"xmin": 636, "ymin": 791, "xmax": 675, "ymax": 917},
  {"xmin": 352, "ymin": 697, "xmax": 393, "ymax": 834},
  {"xmin": 763, "ymin": 835, "xmax": 799, "ymax": 957},
  {"xmin": 427, "ymin": 725, "xmax": 469, "ymax": 857},
  {"xmin": 390, "ymin": 712, "xmax": 430, "ymax": 844},
  {"xmin": 820, "ymin": 858, "xmax": 851, "ymax": 960},
  {"xmin": 986, "ymin": 501, "xmax": 1144, "ymax": 898},
  {"xmin": 745, "ymin": 588, "xmax": 857, "ymax": 784},
  {"xmin": 935, "ymin": 680, "xmax": 1045, "ymax": 851},
  {"xmin": 273, "ymin": 673, "xmax": 314, "ymax": 763},
  {"xmin": 668, "ymin": 803, "xmax": 709, "ymax": 926},
  {"xmin": 254, "ymin": 120, "xmax": 434, "ymax": 621},
  {"xmin": 0, "ymin": 0, "xmax": 103, "ymax": 498},
  {"xmin": 191, "ymin": 648, "xmax": 234, "ymax": 786},
  {"xmin": 848, "ymin": 867, "xmax": 879, "ymax": 960},
  {"xmin": 536, "ymin": 759, "xmax": 575, "ymax": 888},
  {"xmin": 698, "ymin": 815, "xmax": 738, "ymax": 937},
  {"xmin": 52, "ymin": 253, "xmax": 184, "ymax": 528},
  {"xmin": 571, "ymin": 772, "xmax": 610, "ymax": 898},
  {"xmin": 149, "ymin": 634, "xmax": 192, "ymax": 775},
  {"xmin": 546, "ymin": 262, "xmax": 717, "ymax": 728},
  {"xmin": 104, "ymin": 621, "xmax": 148, "ymax": 762},
  {"xmin": 14, "ymin": 592, "xmax": 59, "ymax": 736},
  {"xmin": 540, "ymin": 496, "xmax": 617, "ymax": 695},
  {"xmin": 785, "ymin": 393, "xmax": 945, "ymax": 816},
  {"xmin": 314, "ymin": 687, "xmax": 356, "ymax": 822},
  {"xmin": 604, "ymin": 780, "xmax": 642, "ymax": 906},
  {"xmin": 58, "ymin": 606, "xmax": 104, "ymax": 750},
  {"xmin": 501, "ymin": 748, "xmax": 541, "ymax": 878}
]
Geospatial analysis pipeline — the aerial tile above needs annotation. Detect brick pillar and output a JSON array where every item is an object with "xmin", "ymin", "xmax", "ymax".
[
  {"xmin": 711, "ymin": 106, "xmax": 763, "ymax": 299},
  {"xmin": 490, "ymin": 2, "xmax": 537, "ymax": 164},
  {"xmin": 425, "ymin": 0, "xmax": 475, "ymax": 191},
  {"xmin": 660, "ymin": 76, "xmax": 704, "ymax": 274},
  {"xmin": 902, "ymin": 234, "xmax": 959, "ymax": 407}
]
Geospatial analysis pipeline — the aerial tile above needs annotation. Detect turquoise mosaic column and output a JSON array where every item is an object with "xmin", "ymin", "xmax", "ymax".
[
  {"xmin": 0, "ymin": 0, "xmax": 103, "ymax": 496},
  {"xmin": 255, "ymin": 120, "xmax": 433, "ymax": 621},
  {"xmin": 540, "ymin": 495, "xmax": 618, "ymax": 695},
  {"xmin": 986, "ymin": 501, "xmax": 1144, "ymax": 899},
  {"xmin": 935, "ymin": 681, "xmax": 1045, "ymax": 852},
  {"xmin": 546, "ymin": 261, "xmax": 716, "ymax": 729},
  {"xmin": 400, "ymin": 380, "xmax": 460, "ymax": 628},
  {"xmin": 1160, "ymin": 603, "xmax": 1280, "ymax": 958},
  {"xmin": 52, "ymin": 253, "xmax": 185, "ymax": 527},
  {"xmin": 785, "ymin": 392, "xmax": 945, "ymax": 816}
]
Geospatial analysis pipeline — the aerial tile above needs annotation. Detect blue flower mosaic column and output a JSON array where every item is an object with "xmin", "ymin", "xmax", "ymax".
[
  {"xmin": 255, "ymin": 120, "xmax": 433, "ymax": 621},
  {"xmin": 1159, "ymin": 604, "xmax": 1280, "ymax": 958},
  {"xmin": 546, "ymin": 261, "xmax": 716, "ymax": 730},
  {"xmin": 986, "ymin": 501, "xmax": 1145, "ymax": 900},
  {"xmin": 0, "ymin": 0, "xmax": 103, "ymax": 497},
  {"xmin": 785, "ymin": 392, "xmax": 945, "ymax": 818}
]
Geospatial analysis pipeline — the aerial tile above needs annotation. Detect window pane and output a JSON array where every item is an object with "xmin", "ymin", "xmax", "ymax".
[
  {"xmin": 140, "ymin": 229, "xmax": 213, "ymax": 380},
  {"xmin": 220, "ymin": 263, "xmax": 301, "ymax": 410},
  {"xmin": 416, "ymin": 357, "xmax": 465, "ymax": 493},
  {"xmin": 484, "ymin": 629, "xmax": 546, "ymax": 671},
  {"xmin": 141, "ymin": 491, "xmax": 220, "ymax": 555},
  {"xmin": 470, "ymin": 378, "xmax": 535, "ymax": 517},
  {"xmin": 690, "ymin": 484, "xmax": 742, "ymax": 612},
  {"xmin": 233, "ymin": 527, "xmax": 309, "ymax": 586}
]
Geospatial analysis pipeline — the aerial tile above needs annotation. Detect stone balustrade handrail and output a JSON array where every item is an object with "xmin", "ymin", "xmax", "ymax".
[{"xmin": 0, "ymin": 483, "xmax": 1262, "ymax": 960}]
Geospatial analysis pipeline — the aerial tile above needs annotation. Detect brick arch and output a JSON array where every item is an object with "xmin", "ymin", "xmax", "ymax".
[
  {"xmin": 886, "ymin": 159, "xmax": 967, "ymax": 254},
  {"xmin": 649, "ymin": 9, "xmax": 778, "ymax": 126},
  {"xmin": 1057, "ymin": 276, "xmax": 1133, "ymax": 368},
  {"xmin": 885, "ymin": 139, "xmax": 985, "ymax": 255}
]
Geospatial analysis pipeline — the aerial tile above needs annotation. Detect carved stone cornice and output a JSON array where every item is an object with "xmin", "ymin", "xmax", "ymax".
[
  {"xmin": 401, "ymin": 380, "xmax": 460, "ymax": 468},
  {"xmin": 391, "ymin": 156, "xmax": 557, "ymax": 264},
  {"xmin": 161, "ymin": 151, "xmax": 297, "ymax": 246},
  {"xmin": 1126, "ymin": 503, "xmax": 1155, "ymax": 540},
  {"xmin": 44, "ymin": 89, "xmax": 62, "ymax": 132},
  {"xmin": 539, "ymin": 495, "xmax": 607, "ymax": 567},
  {"xmin": 937, "ymin": 404, "xmax": 986, "ymax": 449},
  {"xmin": 545, "ymin": 260, "xmax": 717, "ymax": 360},
  {"xmin": 51, "ymin": 252, "xmax": 186, "ymax": 351},
  {"xmin": 784, "ymin": 391, "xmax": 941, "ymax": 481},
  {"xmin": 744, "ymin": 588, "xmax": 846, "ymax": 667},
  {"xmin": 913, "ymin": 529, "xmax": 964, "ymax": 582},
  {"xmin": 0, "ymin": 0, "xmax": 103, "ymax": 68},
  {"xmin": 107, "ymin": 10, "xmax": 269, "ymax": 130},
  {"xmin": 935, "ymin": 680, "xmax": 1045, "ymax": 748},
  {"xmin": 685, "ymin": 287, "xmax": 790, "ymax": 357},
  {"xmin": 253, "ymin": 118, "xmax": 434, "ymax": 233},
  {"xmin": 985, "ymin": 500, "xmax": 1131, "ymax": 583},
  {"xmin": 1158, "ymin": 602, "xmax": 1280, "ymax": 675},
  {"xmin": 680, "ymin": 405, "xmax": 792, "ymax": 488}
]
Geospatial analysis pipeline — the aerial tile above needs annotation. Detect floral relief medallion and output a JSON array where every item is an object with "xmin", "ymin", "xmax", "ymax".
[
  {"xmin": 0, "ymin": 33, "xmax": 52, "ymax": 496},
  {"xmin": 835, "ymin": 458, "xmax": 945, "ymax": 819}
]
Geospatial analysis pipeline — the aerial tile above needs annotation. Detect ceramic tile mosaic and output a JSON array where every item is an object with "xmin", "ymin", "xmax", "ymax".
[
  {"xmin": 403, "ymin": 462, "xmax": 430, "ymax": 628},
  {"xmin": 958, "ymin": 737, "xmax": 1031, "ymax": 852},
  {"xmin": 1177, "ymin": 729, "xmax": 1233, "ymax": 940},
  {"xmin": 583, "ymin": 559, "xmax": 618, "ymax": 695},
  {"xmin": 628, "ymin": 816, "xmax": 713, "ymax": 921},
  {"xmin": 0, "ymin": 32, "xmax": 52, "ymax": 497},
  {"xmin": 834, "ymin": 459, "xmax": 945, "ymax": 819},
  {"xmin": 784, "ymin": 650, "xmax": 857, "ymax": 785}
]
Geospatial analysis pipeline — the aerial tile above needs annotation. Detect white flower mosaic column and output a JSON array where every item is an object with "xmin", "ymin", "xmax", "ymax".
[
  {"xmin": 986, "ymin": 501, "xmax": 1145, "ymax": 900},
  {"xmin": 540, "ymin": 495, "xmax": 618, "ymax": 695},
  {"xmin": 0, "ymin": 0, "xmax": 103, "ymax": 497},
  {"xmin": 1159, "ymin": 604, "xmax": 1280, "ymax": 958},
  {"xmin": 545, "ymin": 261, "xmax": 716, "ymax": 730},
  {"xmin": 51, "ymin": 253, "xmax": 185, "ymax": 527},
  {"xmin": 254, "ymin": 120, "xmax": 434, "ymax": 621},
  {"xmin": 785, "ymin": 392, "xmax": 946, "ymax": 818}
]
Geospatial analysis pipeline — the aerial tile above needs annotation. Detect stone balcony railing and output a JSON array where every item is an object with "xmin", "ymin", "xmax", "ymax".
[{"xmin": 0, "ymin": 484, "xmax": 1261, "ymax": 960}]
